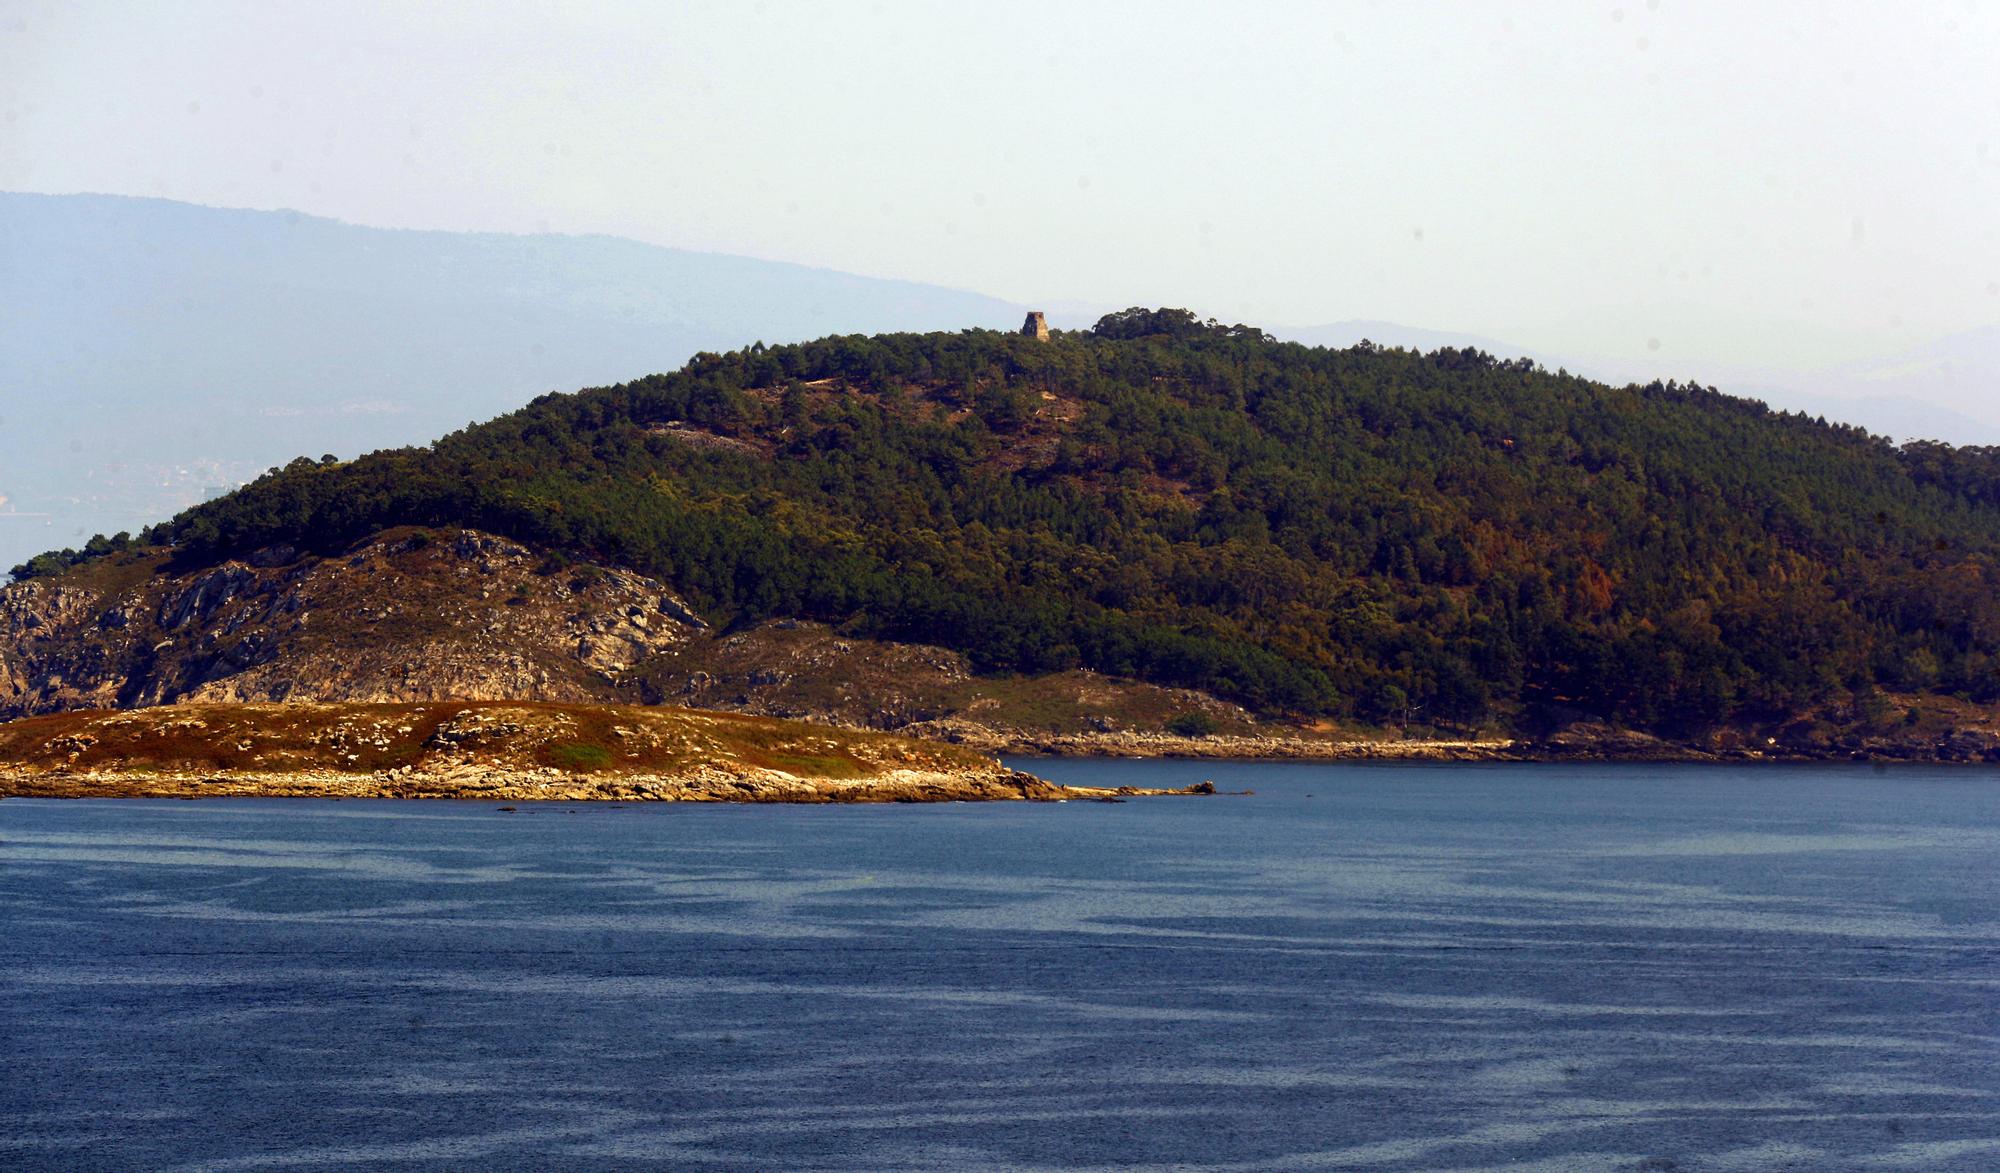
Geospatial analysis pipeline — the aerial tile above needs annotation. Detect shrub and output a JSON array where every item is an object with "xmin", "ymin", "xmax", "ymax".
[{"xmin": 1166, "ymin": 711, "xmax": 1219, "ymax": 737}]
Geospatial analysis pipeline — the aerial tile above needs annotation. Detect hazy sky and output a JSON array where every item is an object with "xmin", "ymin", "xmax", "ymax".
[{"xmin": 4, "ymin": 0, "xmax": 1997, "ymax": 369}]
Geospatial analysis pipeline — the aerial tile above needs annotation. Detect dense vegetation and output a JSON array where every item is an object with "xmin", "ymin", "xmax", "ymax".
[{"xmin": 18, "ymin": 311, "xmax": 2000, "ymax": 735}]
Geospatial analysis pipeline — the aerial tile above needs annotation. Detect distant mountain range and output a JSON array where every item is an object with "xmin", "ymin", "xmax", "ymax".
[
  {"xmin": 4, "ymin": 192, "xmax": 1995, "ymax": 570},
  {"xmin": 1269, "ymin": 323, "xmax": 2000, "ymax": 449},
  {"xmin": 1776, "ymin": 326, "xmax": 2000, "ymax": 446},
  {"xmin": 0, "ymin": 193, "xmax": 1026, "ymax": 567}
]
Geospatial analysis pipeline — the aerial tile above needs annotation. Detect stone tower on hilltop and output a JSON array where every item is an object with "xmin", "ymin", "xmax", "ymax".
[{"xmin": 1021, "ymin": 311, "xmax": 1049, "ymax": 341}]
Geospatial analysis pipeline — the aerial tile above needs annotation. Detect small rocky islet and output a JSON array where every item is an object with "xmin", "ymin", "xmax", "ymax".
[{"xmin": 0, "ymin": 701, "xmax": 1216, "ymax": 803}]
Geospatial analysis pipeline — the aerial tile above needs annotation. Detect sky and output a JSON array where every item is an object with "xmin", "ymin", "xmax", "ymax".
[{"xmin": 3, "ymin": 0, "xmax": 1998, "ymax": 373}]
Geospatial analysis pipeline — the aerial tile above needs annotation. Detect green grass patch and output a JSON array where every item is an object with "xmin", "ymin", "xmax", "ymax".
[{"xmin": 548, "ymin": 742, "xmax": 614, "ymax": 771}]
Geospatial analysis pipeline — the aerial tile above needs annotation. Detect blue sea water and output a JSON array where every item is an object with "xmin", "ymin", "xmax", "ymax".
[{"xmin": 2, "ymin": 760, "xmax": 1998, "ymax": 1171}]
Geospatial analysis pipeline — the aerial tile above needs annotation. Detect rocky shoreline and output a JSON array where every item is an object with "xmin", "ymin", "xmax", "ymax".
[
  {"xmin": 0, "ymin": 702, "xmax": 1221, "ymax": 803},
  {"xmin": 983, "ymin": 729, "xmax": 1523, "ymax": 761},
  {"xmin": 942, "ymin": 723, "xmax": 2000, "ymax": 764},
  {"xmin": 3, "ymin": 698, "xmax": 1992, "ymax": 808},
  {"xmin": 0, "ymin": 762, "xmax": 1218, "ymax": 803}
]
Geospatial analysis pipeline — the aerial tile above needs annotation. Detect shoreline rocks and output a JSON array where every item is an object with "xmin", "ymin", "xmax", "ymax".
[
  {"xmin": 0, "ymin": 701, "xmax": 1221, "ymax": 803},
  {"xmin": 0, "ymin": 763, "xmax": 1218, "ymax": 803}
]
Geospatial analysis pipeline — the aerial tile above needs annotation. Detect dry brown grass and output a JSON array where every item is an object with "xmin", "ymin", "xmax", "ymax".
[{"xmin": 0, "ymin": 701, "xmax": 990, "ymax": 779}]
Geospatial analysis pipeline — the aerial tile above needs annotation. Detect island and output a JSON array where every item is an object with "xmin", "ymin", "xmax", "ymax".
[{"xmin": 7, "ymin": 312, "xmax": 2000, "ymax": 763}]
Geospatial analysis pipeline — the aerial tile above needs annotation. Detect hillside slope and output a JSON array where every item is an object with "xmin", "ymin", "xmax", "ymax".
[
  {"xmin": 14, "ymin": 310, "xmax": 2000, "ymax": 750},
  {"xmin": 1, "ymin": 527, "xmax": 1258, "ymax": 749}
]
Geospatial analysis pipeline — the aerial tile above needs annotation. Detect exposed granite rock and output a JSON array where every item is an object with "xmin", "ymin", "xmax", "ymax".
[
  {"xmin": 1936, "ymin": 729, "xmax": 2000, "ymax": 762},
  {"xmin": 0, "ymin": 531, "xmax": 705, "ymax": 719}
]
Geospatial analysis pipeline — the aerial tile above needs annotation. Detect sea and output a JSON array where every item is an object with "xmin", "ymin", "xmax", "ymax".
[{"xmin": 2, "ymin": 760, "xmax": 1997, "ymax": 1171}]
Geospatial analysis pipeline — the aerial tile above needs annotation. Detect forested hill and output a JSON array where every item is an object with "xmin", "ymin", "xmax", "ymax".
[{"xmin": 25, "ymin": 308, "xmax": 2000, "ymax": 737}]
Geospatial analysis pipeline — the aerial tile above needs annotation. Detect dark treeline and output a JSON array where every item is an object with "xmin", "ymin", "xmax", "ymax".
[{"xmin": 21, "ymin": 309, "xmax": 2000, "ymax": 733}]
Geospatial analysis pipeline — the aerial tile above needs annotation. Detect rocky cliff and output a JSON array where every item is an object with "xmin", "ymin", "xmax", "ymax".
[{"xmin": 1, "ymin": 529, "xmax": 702, "ymax": 717}]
